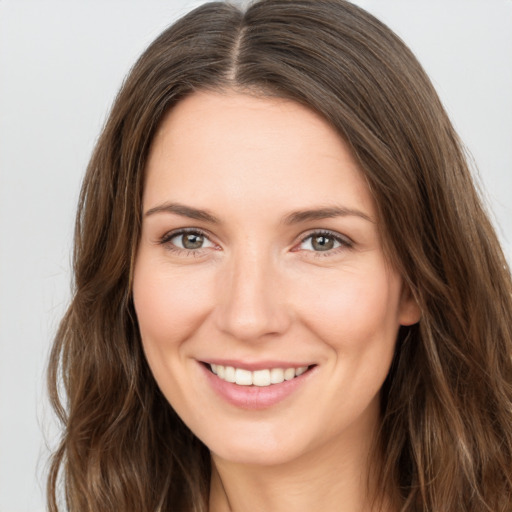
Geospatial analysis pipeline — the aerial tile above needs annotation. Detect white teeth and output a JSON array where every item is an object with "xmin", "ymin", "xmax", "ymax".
[
  {"xmin": 270, "ymin": 368, "xmax": 284, "ymax": 384},
  {"xmin": 209, "ymin": 364, "xmax": 310, "ymax": 386},
  {"xmin": 235, "ymin": 368, "xmax": 252, "ymax": 386},
  {"xmin": 284, "ymin": 368, "xmax": 296, "ymax": 380},
  {"xmin": 224, "ymin": 366, "xmax": 236, "ymax": 383},
  {"xmin": 252, "ymin": 369, "xmax": 270, "ymax": 387},
  {"xmin": 295, "ymin": 366, "xmax": 307, "ymax": 376}
]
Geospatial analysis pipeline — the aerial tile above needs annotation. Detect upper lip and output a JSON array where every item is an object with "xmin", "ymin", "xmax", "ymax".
[{"xmin": 200, "ymin": 359, "xmax": 315, "ymax": 371}]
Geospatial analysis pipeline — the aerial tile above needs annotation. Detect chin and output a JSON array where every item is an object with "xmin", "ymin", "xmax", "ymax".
[
  {"xmin": 211, "ymin": 443, "xmax": 304, "ymax": 467},
  {"xmin": 204, "ymin": 421, "xmax": 332, "ymax": 469}
]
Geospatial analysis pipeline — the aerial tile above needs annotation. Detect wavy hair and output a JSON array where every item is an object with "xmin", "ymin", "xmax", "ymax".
[{"xmin": 47, "ymin": 1, "xmax": 512, "ymax": 510}]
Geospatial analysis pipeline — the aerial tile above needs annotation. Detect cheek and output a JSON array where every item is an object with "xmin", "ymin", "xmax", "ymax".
[
  {"xmin": 132, "ymin": 258, "xmax": 218, "ymax": 420},
  {"xmin": 291, "ymin": 263, "xmax": 402, "ymax": 351},
  {"xmin": 290, "ymin": 266, "xmax": 401, "ymax": 431},
  {"xmin": 132, "ymin": 259, "xmax": 213, "ymax": 353}
]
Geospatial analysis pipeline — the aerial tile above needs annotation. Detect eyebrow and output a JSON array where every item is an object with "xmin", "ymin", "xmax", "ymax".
[
  {"xmin": 282, "ymin": 206, "xmax": 374, "ymax": 224},
  {"xmin": 144, "ymin": 202, "xmax": 220, "ymax": 223},
  {"xmin": 144, "ymin": 202, "xmax": 373, "ymax": 224}
]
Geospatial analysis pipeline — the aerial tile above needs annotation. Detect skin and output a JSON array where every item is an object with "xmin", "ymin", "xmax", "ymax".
[{"xmin": 133, "ymin": 91, "xmax": 420, "ymax": 512}]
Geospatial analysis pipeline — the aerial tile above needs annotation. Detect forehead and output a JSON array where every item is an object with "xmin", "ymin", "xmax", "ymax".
[{"xmin": 144, "ymin": 90, "xmax": 375, "ymax": 220}]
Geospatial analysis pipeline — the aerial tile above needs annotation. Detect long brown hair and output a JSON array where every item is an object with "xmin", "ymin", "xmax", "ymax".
[{"xmin": 47, "ymin": 1, "xmax": 512, "ymax": 510}]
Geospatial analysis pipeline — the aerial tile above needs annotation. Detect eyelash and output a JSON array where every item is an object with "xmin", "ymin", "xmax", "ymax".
[
  {"xmin": 159, "ymin": 228, "xmax": 215, "ymax": 257},
  {"xmin": 158, "ymin": 228, "xmax": 353, "ymax": 257},
  {"xmin": 296, "ymin": 230, "xmax": 353, "ymax": 257}
]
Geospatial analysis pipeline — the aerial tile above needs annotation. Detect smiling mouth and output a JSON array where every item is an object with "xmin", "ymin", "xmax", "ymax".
[{"xmin": 207, "ymin": 363, "xmax": 314, "ymax": 387}]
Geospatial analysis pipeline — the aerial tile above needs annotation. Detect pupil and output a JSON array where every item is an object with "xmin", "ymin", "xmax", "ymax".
[
  {"xmin": 312, "ymin": 235, "xmax": 334, "ymax": 251},
  {"xmin": 183, "ymin": 233, "xmax": 203, "ymax": 249}
]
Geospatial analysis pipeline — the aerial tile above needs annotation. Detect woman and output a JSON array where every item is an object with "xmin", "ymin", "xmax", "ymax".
[{"xmin": 47, "ymin": 1, "xmax": 512, "ymax": 511}]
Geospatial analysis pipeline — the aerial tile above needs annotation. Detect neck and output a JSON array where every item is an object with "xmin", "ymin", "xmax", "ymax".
[{"xmin": 208, "ymin": 427, "xmax": 391, "ymax": 512}]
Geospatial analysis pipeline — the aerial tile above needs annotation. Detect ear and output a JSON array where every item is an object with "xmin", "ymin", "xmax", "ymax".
[{"xmin": 398, "ymin": 284, "xmax": 421, "ymax": 326}]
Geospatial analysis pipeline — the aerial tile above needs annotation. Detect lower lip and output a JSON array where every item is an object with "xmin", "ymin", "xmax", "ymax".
[{"xmin": 200, "ymin": 363, "xmax": 315, "ymax": 410}]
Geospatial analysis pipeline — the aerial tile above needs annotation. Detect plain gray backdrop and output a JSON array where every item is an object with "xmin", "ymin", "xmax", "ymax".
[{"xmin": 1, "ymin": 1, "xmax": 511, "ymax": 510}]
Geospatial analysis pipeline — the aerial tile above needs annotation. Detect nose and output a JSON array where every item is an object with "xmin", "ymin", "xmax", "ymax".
[{"xmin": 213, "ymin": 247, "xmax": 291, "ymax": 342}]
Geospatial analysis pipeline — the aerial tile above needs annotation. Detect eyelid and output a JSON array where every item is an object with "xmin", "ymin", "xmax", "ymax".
[
  {"xmin": 157, "ymin": 227, "xmax": 353, "ymax": 256},
  {"xmin": 159, "ymin": 227, "xmax": 218, "ymax": 251},
  {"xmin": 294, "ymin": 229, "xmax": 354, "ymax": 254}
]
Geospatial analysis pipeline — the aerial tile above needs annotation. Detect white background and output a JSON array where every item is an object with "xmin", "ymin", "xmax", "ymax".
[{"xmin": 0, "ymin": 1, "xmax": 511, "ymax": 510}]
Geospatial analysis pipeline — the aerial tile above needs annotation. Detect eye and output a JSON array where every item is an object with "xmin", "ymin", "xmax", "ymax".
[
  {"xmin": 297, "ymin": 231, "xmax": 351, "ymax": 253},
  {"xmin": 161, "ymin": 229, "xmax": 216, "ymax": 251}
]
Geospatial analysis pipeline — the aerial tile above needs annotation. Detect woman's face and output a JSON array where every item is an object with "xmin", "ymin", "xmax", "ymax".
[{"xmin": 133, "ymin": 91, "xmax": 419, "ymax": 466}]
